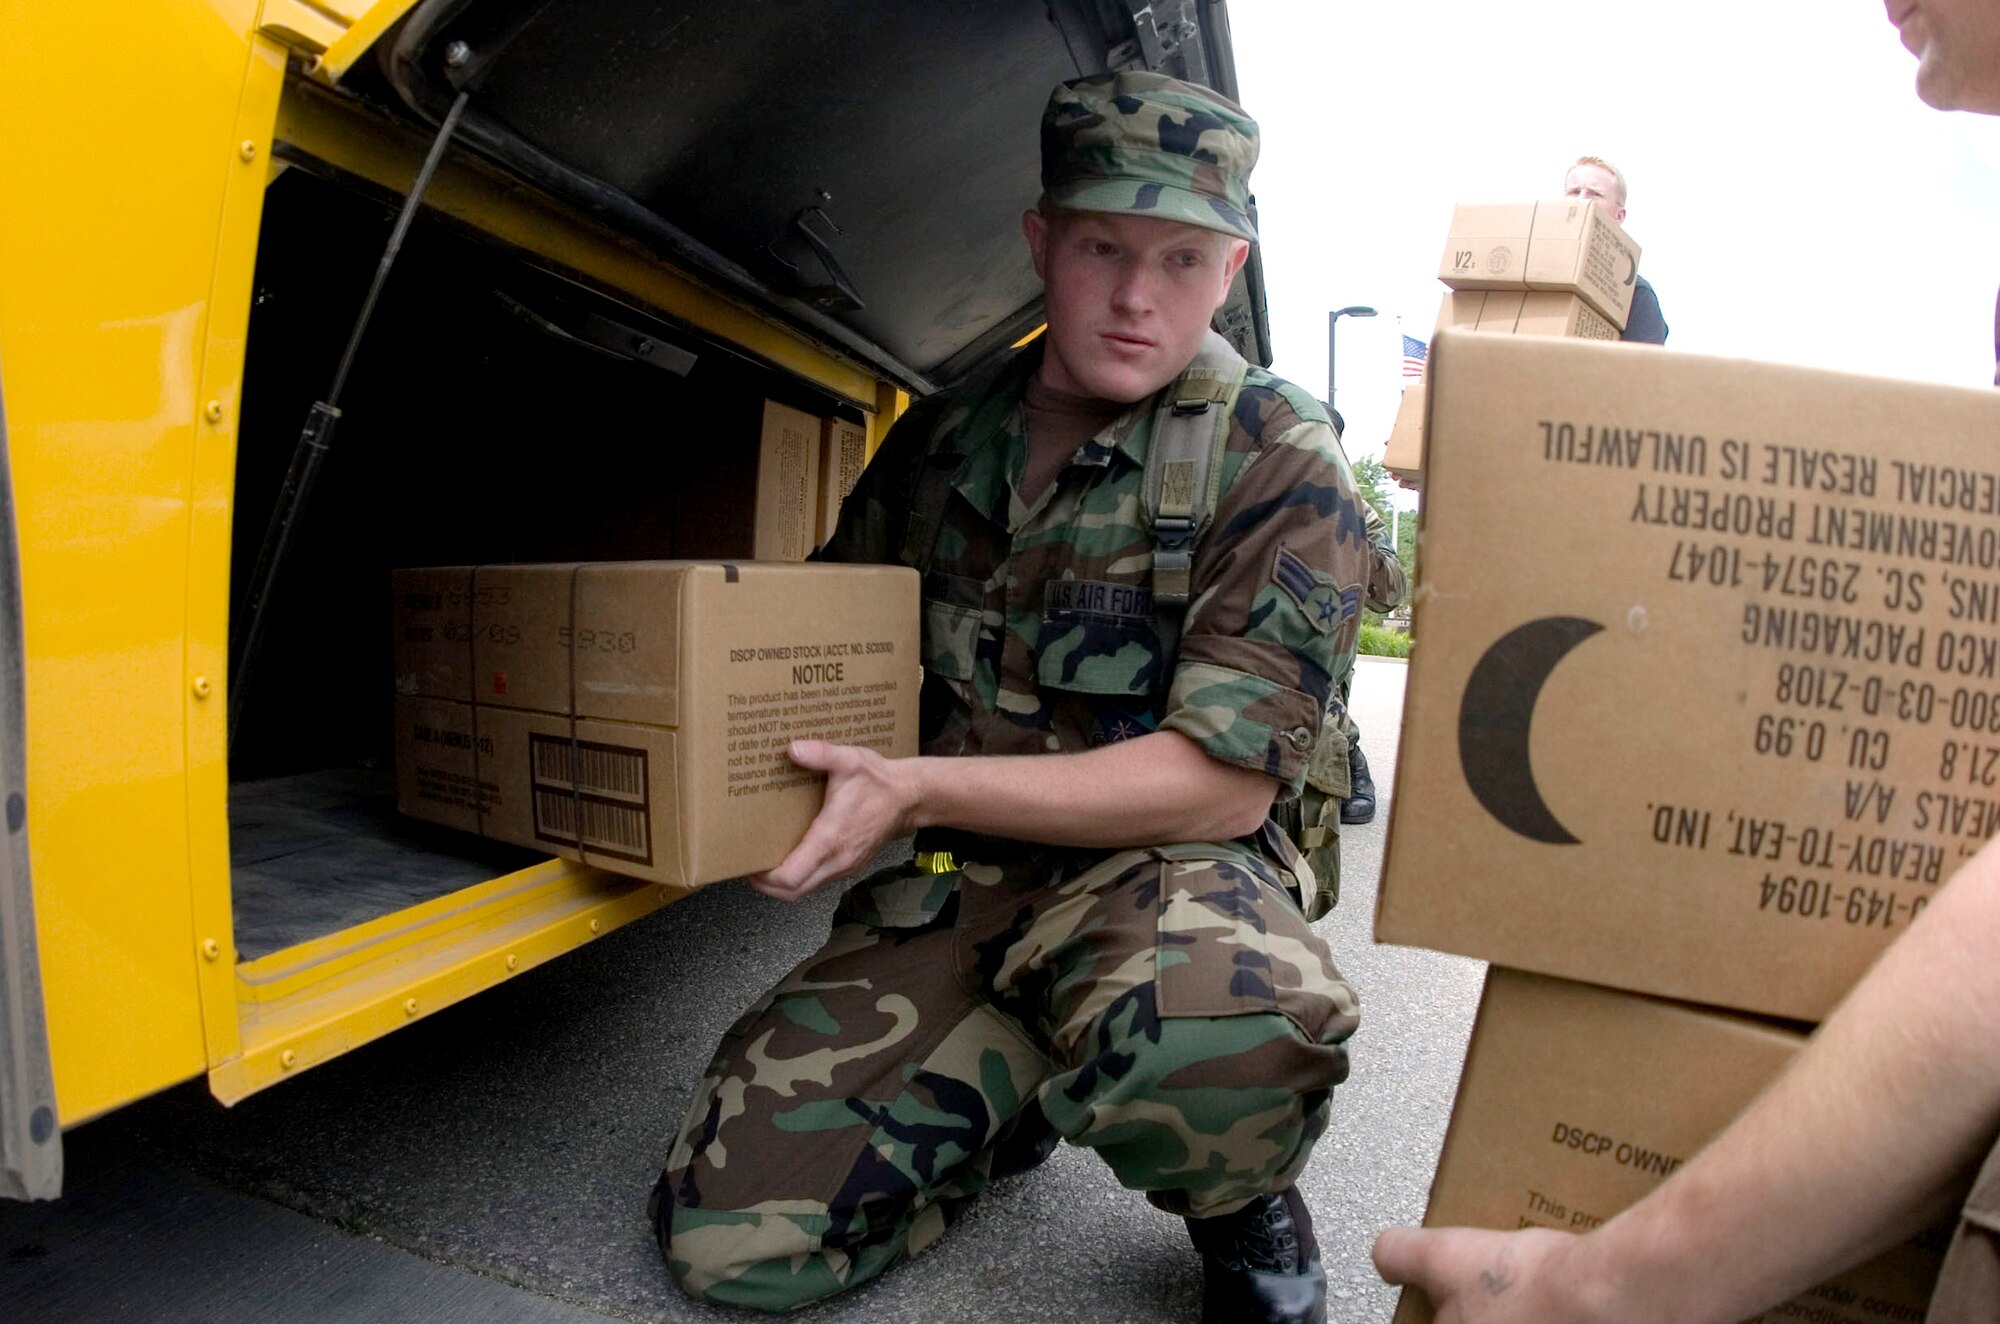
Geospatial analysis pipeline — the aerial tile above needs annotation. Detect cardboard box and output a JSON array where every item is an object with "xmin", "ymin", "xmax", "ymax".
[
  {"xmin": 1516, "ymin": 291, "xmax": 1619, "ymax": 341},
  {"xmin": 395, "ymin": 561, "xmax": 688, "ymax": 719},
  {"xmin": 1434, "ymin": 289, "xmax": 1492, "ymax": 332},
  {"xmin": 391, "ymin": 565, "xmax": 477, "ymax": 700},
  {"xmin": 392, "ymin": 561, "xmax": 921, "ymax": 887},
  {"xmin": 753, "ymin": 401, "xmax": 821, "ymax": 562},
  {"xmin": 1392, "ymin": 968, "xmax": 1943, "ymax": 1324},
  {"xmin": 1393, "ymin": 293, "xmax": 1617, "ymax": 485},
  {"xmin": 818, "ymin": 416, "xmax": 869, "ymax": 549},
  {"xmin": 1382, "ymin": 388, "xmax": 1426, "ymax": 483},
  {"xmin": 1438, "ymin": 290, "xmax": 1616, "ymax": 340},
  {"xmin": 653, "ymin": 400, "xmax": 824, "ymax": 562},
  {"xmin": 1378, "ymin": 332, "xmax": 2000, "ymax": 1020},
  {"xmin": 1438, "ymin": 200, "xmax": 1641, "ymax": 329},
  {"xmin": 394, "ymin": 695, "xmax": 688, "ymax": 877},
  {"xmin": 1501, "ymin": 291, "xmax": 1619, "ymax": 340}
]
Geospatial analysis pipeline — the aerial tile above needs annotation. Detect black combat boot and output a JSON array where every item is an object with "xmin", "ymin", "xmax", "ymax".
[
  {"xmin": 1340, "ymin": 736, "xmax": 1377, "ymax": 825},
  {"xmin": 987, "ymin": 1097, "xmax": 1062, "ymax": 1181},
  {"xmin": 1184, "ymin": 1187, "xmax": 1328, "ymax": 1324},
  {"xmin": 646, "ymin": 1170, "xmax": 674, "ymax": 1255}
]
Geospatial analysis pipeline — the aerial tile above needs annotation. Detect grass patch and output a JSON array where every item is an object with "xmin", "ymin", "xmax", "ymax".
[{"xmin": 1358, "ymin": 623, "xmax": 1411, "ymax": 658}]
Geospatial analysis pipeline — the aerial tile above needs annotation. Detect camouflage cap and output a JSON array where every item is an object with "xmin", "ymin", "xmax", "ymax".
[{"xmin": 1040, "ymin": 70, "xmax": 1259, "ymax": 242}]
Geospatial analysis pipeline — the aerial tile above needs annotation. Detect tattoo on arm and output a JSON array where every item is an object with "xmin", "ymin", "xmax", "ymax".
[{"xmin": 1479, "ymin": 1267, "xmax": 1515, "ymax": 1296}]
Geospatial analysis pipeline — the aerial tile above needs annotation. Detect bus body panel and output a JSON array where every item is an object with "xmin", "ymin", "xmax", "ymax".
[{"xmin": 0, "ymin": 0, "xmax": 274, "ymax": 1125}]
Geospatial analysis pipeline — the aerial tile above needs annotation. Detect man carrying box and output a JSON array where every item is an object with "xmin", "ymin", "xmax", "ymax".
[
  {"xmin": 650, "ymin": 71, "xmax": 1374, "ymax": 1324},
  {"xmin": 1561, "ymin": 156, "xmax": 1669, "ymax": 345},
  {"xmin": 1374, "ymin": 4, "xmax": 2000, "ymax": 1319}
]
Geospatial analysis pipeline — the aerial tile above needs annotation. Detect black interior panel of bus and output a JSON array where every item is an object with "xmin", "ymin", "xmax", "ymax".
[
  {"xmin": 359, "ymin": 0, "xmax": 1269, "ymax": 385},
  {"xmin": 226, "ymin": 164, "xmax": 858, "ymax": 958}
]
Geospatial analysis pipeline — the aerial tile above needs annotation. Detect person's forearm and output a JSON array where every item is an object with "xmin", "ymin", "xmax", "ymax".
[
  {"xmin": 1562, "ymin": 845, "xmax": 2000, "ymax": 1322},
  {"xmin": 745, "ymin": 729, "xmax": 1281, "ymax": 898},
  {"xmin": 907, "ymin": 729, "xmax": 1275, "ymax": 848}
]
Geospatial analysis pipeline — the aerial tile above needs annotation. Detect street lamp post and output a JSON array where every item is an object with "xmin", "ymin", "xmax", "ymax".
[{"xmin": 1327, "ymin": 305, "xmax": 1378, "ymax": 418}]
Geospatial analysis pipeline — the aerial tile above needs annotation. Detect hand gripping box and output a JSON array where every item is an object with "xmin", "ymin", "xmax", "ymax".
[
  {"xmin": 1391, "ymin": 968, "xmax": 1943, "ymax": 1324},
  {"xmin": 1437, "ymin": 200, "xmax": 1641, "ymax": 329},
  {"xmin": 392, "ymin": 561, "xmax": 919, "ymax": 887},
  {"xmin": 1378, "ymin": 332, "xmax": 2000, "ymax": 1022}
]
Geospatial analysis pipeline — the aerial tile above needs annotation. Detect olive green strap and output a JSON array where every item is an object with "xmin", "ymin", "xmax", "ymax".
[{"xmin": 1143, "ymin": 330, "xmax": 1249, "ymax": 658}]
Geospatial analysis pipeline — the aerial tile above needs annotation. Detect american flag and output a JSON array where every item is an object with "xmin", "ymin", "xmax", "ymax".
[{"xmin": 1402, "ymin": 334, "xmax": 1428, "ymax": 381}]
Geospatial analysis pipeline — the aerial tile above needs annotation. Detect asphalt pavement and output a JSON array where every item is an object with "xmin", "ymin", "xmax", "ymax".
[{"xmin": 2, "ymin": 657, "xmax": 1484, "ymax": 1323}]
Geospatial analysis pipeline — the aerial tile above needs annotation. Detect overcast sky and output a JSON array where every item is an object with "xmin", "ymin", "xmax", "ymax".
[{"xmin": 1229, "ymin": 1, "xmax": 2000, "ymax": 499}]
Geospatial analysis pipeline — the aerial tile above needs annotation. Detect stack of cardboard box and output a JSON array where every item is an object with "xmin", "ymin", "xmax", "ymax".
[
  {"xmin": 1379, "ymin": 332, "xmax": 2000, "ymax": 1322},
  {"xmin": 1404, "ymin": 969, "xmax": 1946, "ymax": 1324},
  {"xmin": 818, "ymin": 414, "xmax": 870, "ymax": 549},
  {"xmin": 391, "ymin": 560, "xmax": 919, "ymax": 889},
  {"xmin": 670, "ymin": 400, "xmax": 876, "ymax": 563},
  {"xmin": 389, "ymin": 395, "xmax": 892, "ymax": 885},
  {"xmin": 1383, "ymin": 200, "xmax": 1642, "ymax": 484}
]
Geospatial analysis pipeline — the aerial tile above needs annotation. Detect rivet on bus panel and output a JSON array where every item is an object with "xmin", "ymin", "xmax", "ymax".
[
  {"xmin": 404, "ymin": 998, "xmax": 419, "ymax": 1017},
  {"xmin": 279, "ymin": 1049, "xmax": 296, "ymax": 1070},
  {"xmin": 201, "ymin": 938, "xmax": 220, "ymax": 960},
  {"xmin": 204, "ymin": 400, "xmax": 224, "ymax": 423},
  {"xmin": 239, "ymin": 140, "xmax": 257, "ymax": 161}
]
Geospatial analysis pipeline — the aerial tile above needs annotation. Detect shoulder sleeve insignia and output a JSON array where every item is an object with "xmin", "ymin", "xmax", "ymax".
[{"xmin": 1272, "ymin": 546, "xmax": 1359, "ymax": 636}]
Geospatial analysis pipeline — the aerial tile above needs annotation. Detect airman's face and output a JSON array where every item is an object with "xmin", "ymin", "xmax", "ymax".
[
  {"xmin": 1562, "ymin": 164, "xmax": 1626, "ymax": 224},
  {"xmin": 1887, "ymin": 0, "xmax": 2000, "ymax": 113},
  {"xmin": 1021, "ymin": 208, "xmax": 1249, "ymax": 404}
]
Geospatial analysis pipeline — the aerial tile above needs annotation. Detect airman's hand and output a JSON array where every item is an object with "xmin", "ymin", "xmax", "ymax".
[{"xmin": 745, "ymin": 740, "xmax": 921, "ymax": 902}]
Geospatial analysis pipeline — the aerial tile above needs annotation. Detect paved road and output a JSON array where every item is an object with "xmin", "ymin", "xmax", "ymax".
[{"xmin": 2, "ymin": 657, "xmax": 1483, "ymax": 1323}]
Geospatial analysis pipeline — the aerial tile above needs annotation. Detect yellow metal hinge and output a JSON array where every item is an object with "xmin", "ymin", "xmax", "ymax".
[{"xmin": 258, "ymin": 0, "xmax": 424, "ymax": 82}]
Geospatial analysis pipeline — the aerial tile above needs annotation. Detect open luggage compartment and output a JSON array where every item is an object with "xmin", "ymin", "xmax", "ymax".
[{"xmin": 212, "ymin": 136, "xmax": 873, "ymax": 1100}]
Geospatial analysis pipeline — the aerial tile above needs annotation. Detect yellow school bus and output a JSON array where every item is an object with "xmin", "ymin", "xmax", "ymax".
[{"xmin": 0, "ymin": 0, "xmax": 1268, "ymax": 1197}]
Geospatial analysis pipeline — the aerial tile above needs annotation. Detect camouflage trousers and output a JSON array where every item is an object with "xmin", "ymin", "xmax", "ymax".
[{"xmin": 655, "ymin": 833, "xmax": 1360, "ymax": 1312}]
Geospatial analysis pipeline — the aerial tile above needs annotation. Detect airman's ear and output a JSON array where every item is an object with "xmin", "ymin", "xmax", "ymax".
[
  {"xmin": 1022, "ymin": 207, "xmax": 1051, "ymax": 281},
  {"xmin": 1222, "ymin": 237, "xmax": 1250, "ymax": 283},
  {"xmin": 1212, "ymin": 237, "xmax": 1250, "ymax": 310}
]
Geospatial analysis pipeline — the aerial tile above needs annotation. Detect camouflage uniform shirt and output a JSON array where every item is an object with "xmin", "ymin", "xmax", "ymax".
[{"xmin": 822, "ymin": 337, "xmax": 1372, "ymax": 861}]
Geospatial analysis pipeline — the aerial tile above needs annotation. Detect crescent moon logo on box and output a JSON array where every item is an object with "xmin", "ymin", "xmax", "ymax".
[{"xmin": 1457, "ymin": 616, "xmax": 1604, "ymax": 845}]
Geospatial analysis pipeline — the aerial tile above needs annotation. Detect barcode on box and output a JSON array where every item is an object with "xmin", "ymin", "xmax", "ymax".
[
  {"xmin": 530, "ymin": 733, "xmax": 646, "ymax": 801},
  {"xmin": 529, "ymin": 734, "xmax": 651, "ymax": 865}
]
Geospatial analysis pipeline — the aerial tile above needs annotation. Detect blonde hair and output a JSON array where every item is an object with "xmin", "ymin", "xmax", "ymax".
[{"xmin": 1567, "ymin": 155, "xmax": 1628, "ymax": 208}]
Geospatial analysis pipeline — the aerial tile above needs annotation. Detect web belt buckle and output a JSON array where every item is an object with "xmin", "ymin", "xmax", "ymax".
[{"xmin": 1154, "ymin": 515, "xmax": 1196, "ymax": 607}]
